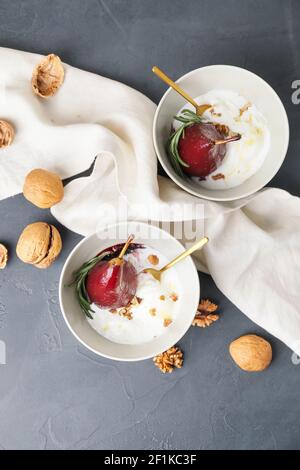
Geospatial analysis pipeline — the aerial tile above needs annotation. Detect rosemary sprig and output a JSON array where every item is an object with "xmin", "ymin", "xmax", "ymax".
[
  {"xmin": 69, "ymin": 253, "xmax": 107, "ymax": 319},
  {"xmin": 167, "ymin": 109, "xmax": 205, "ymax": 177},
  {"xmin": 68, "ymin": 244, "xmax": 144, "ymax": 319}
]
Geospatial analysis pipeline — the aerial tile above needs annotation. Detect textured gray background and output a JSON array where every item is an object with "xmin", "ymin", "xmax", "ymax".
[{"xmin": 0, "ymin": 0, "xmax": 299, "ymax": 450}]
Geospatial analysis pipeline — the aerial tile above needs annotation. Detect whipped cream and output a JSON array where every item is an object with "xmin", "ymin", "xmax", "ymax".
[
  {"xmin": 174, "ymin": 89, "xmax": 270, "ymax": 189},
  {"xmin": 87, "ymin": 246, "xmax": 180, "ymax": 345}
]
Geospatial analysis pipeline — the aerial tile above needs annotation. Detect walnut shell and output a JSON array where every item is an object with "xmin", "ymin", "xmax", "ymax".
[
  {"xmin": 16, "ymin": 222, "xmax": 62, "ymax": 269},
  {"xmin": 229, "ymin": 334, "xmax": 272, "ymax": 372},
  {"xmin": 32, "ymin": 54, "xmax": 64, "ymax": 98},
  {"xmin": 0, "ymin": 120, "xmax": 14, "ymax": 148},
  {"xmin": 0, "ymin": 244, "xmax": 8, "ymax": 269},
  {"xmin": 23, "ymin": 168, "xmax": 64, "ymax": 208}
]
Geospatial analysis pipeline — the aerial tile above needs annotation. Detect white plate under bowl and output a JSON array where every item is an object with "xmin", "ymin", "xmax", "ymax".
[
  {"xmin": 153, "ymin": 65, "xmax": 289, "ymax": 201},
  {"xmin": 59, "ymin": 221, "xmax": 200, "ymax": 361}
]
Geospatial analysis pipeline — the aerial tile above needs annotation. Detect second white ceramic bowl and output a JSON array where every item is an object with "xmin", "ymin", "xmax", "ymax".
[
  {"xmin": 153, "ymin": 65, "xmax": 289, "ymax": 201},
  {"xmin": 59, "ymin": 221, "xmax": 200, "ymax": 361}
]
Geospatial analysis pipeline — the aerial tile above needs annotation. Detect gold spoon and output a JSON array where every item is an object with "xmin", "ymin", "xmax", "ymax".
[
  {"xmin": 143, "ymin": 236, "xmax": 209, "ymax": 281},
  {"xmin": 152, "ymin": 66, "xmax": 211, "ymax": 116}
]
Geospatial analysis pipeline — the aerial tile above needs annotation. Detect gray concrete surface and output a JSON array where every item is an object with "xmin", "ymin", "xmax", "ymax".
[{"xmin": 0, "ymin": 0, "xmax": 299, "ymax": 450}]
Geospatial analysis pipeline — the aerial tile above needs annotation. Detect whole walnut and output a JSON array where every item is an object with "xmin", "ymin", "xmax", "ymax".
[
  {"xmin": 16, "ymin": 222, "xmax": 62, "ymax": 269},
  {"xmin": 229, "ymin": 334, "xmax": 272, "ymax": 372},
  {"xmin": 23, "ymin": 168, "xmax": 64, "ymax": 208}
]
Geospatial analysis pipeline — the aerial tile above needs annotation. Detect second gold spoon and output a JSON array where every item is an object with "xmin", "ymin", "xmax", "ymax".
[
  {"xmin": 152, "ymin": 66, "xmax": 211, "ymax": 116},
  {"xmin": 143, "ymin": 236, "xmax": 209, "ymax": 281}
]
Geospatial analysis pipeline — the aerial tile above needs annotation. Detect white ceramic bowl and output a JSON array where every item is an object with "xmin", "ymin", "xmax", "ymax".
[
  {"xmin": 59, "ymin": 221, "xmax": 200, "ymax": 361},
  {"xmin": 153, "ymin": 65, "xmax": 289, "ymax": 201}
]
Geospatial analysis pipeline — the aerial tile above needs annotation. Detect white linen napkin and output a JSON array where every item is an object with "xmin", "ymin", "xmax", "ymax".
[{"xmin": 1, "ymin": 47, "xmax": 300, "ymax": 354}]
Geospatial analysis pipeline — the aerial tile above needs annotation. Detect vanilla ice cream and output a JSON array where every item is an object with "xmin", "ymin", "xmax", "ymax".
[
  {"xmin": 87, "ymin": 246, "xmax": 181, "ymax": 345},
  {"xmin": 174, "ymin": 89, "xmax": 270, "ymax": 189}
]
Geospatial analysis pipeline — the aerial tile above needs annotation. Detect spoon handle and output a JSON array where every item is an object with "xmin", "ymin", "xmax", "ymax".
[
  {"xmin": 152, "ymin": 66, "xmax": 199, "ymax": 110},
  {"xmin": 160, "ymin": 237, "xmax": 209, "ymax": 274}
]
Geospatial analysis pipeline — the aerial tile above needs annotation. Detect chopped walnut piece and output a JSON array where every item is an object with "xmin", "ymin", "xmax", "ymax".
[
  {"xmin": 192, "ymin": 299, "xmax": 219, "ymax": 328},
  {"xmin": 113, "ymin": 296, "xmax": 142, "ymax": 320},
  {"xmin": 212, "ymin": 173, "xmax": 225, "ymax": 180},
  {"xmin": 122, "ymin": 310, "xmax": 133, "ymax": 320},
  {"xmin": 0, "ymin": 244, "xmax": 8, "ymax": 269},
  {"xmin": 148, "ymin": 254, "xmax": 159, "ymax": 265},
  {"xmin": 239, "ymin": 102, "xmax": 251, "ymax": 116},
  {"xmin": 118, "ymin": 306, "xmax": 133, "ymax": 320},
  {"xmin": 210, "ymin": 108, "xmax": 222, "ymax": 117},
  {"xmin": 163, "ymin": 318, "xmax": 172, "ymax": 327},
  {"xmin": 131, "ymin": 296, "xmax": 142, "ymax": 306},
  {"xmin": 149, "ymin": 308, "xmax": 156, "ymax": 316},
  {"xmin": 215, "ymin": 123, "xmax": 230, "ymax": 136},
  {"xmin": 153, "ymin": 346, "xmax": 183, "ymax": 373},
  {"xmin": 160, "ymin": 295, "xmax": 165, "ymax": 301},
  {"xmin": 169, "ymin": 293, "xmax": 178, "ymax": 302}
]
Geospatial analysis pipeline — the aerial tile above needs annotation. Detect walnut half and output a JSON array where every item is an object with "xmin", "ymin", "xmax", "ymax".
[
  {"xmin": 153, "ymin": 346, "xmax": 183, "ymax": 373},
  {"xmin": 0, "ymin": 244, "xmax": 8, "ymax": 269},
  {"xmin": 192, "ymin": 299, "xmax": 219, "ymax": 328},
  {"xmin": 0, "ymin": 120, "xmax": 14, "ymax": 148},
  {"xmin": 32, "ymin": 54, "xmax": 64, "ymax": 98}
]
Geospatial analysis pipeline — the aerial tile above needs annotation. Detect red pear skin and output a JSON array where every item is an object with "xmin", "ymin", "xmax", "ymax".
[
  {"xmin": 178, "ymin": 123, "xmax": 227, "ymax": 178},
  {"xmin": 86, "ymin": 258, "xmax": 138, "ymax": 309}
]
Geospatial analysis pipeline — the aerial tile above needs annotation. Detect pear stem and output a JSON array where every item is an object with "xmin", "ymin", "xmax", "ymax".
[
  {"xmin": 118, "ymin": 234, "xmax": 135, "ymax": 259},
  {"xmin": 215, "ymin": 133, "xmax": 241, "ymax": 145}
]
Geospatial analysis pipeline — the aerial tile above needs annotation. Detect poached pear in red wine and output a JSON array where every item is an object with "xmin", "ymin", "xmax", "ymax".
[
  {"xmin": 168, "ymin": 109, "xmax": 241, "ymax": 179},
  {"xmin": 86, "ymin": 257, "xmax": 138, "ymax": 309},
  {"xmin": 178, "ymin": 123, "xmax": 227, "ymax": 178}
]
